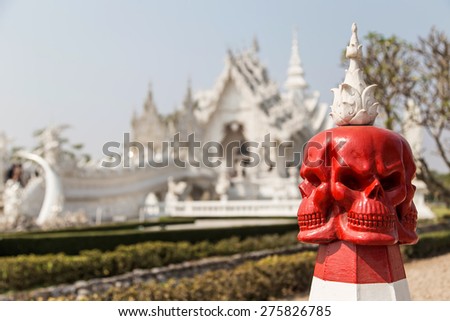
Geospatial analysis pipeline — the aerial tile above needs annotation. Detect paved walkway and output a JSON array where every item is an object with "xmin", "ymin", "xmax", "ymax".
[{"xmin": 407, "ymin": 252, "xmax": 450, "ymax": 300}]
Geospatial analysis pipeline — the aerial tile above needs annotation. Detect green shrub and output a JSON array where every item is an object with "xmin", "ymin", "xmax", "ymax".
[
  {"xmin": 403, "ymin": 229, "xmax": 450, "ymax": 259},
  {"xmin": 0, "ymin": 218, "xmax": 195, "ymax": 238},
  {"xmin": 0, "ymin": 231, "xmax": 299, "ymax": 293},
  {"xmin": 429, "ymin": 205, "xmax": 450, "ymax": 220},
  {"xmin": 0, "ymin": 222, "xmax": 298, "ymax": 256},
  {"xmin": 2, "ymin": 226, "xmax": 447, "ymax": 294},
  {"xmin": 81, "ymin": 251, "xmax": 316, "ymax": 301}
]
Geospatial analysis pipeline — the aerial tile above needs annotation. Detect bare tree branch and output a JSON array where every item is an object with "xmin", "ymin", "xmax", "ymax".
[
  {"xmin": 358, "ymin": 28, "xmax": 450, "ymax": 201},
  {"xmin": 415, "ymin": 28, "xmax": 450, "ymax": 171}
]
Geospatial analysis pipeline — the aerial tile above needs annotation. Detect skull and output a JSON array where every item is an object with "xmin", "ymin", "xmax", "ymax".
[
  {"xmin": 297, "ymin": 131, "xmax": 335, "ymax": 243},
  {"xmin": 298, "ymin": 126, "xmax": 418, "ymax": 245}
]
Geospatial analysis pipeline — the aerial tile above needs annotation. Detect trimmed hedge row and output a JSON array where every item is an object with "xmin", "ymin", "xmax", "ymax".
[
  {"xmin": 0, "ymin": 232, "xmax": 299, "ymax": 292},
  {"xmin": 22, "ymin": 217, "xmax": 196, "ymax": 235},
  {"xmin": 64, "ymin": 252, "xmax": 317, "ymax": 301},
  {"xmin": 1, "ymin": 228, "xmax": 448, "ymax": 294},
  {"xmin": 0, "ymin": 222, "xmax": 298, "ymax": 256},
  {"xmin": 50, "ymin": 230, "xmax": 449, "ymax": 301},
  {"xmin": 402, "ymin": 229, "xmax": 450, "ymax": 259}
]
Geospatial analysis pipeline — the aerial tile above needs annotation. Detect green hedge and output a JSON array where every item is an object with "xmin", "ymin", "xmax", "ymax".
[
  {"xmin": 0, "ymin": 232, "xmax": 299, "ymax": 293},
  {"xmin": 22, "ymin": 217, "xmax": 195, "ymax": 235},
  {"xmin": 1, "ymin": 227, "xmax": 447, "ymax": 295},
  {"xmin": 0, "ymin": 222, "xmax": 298, "ymax": 256},
  {"xmin": 402, "ymin": 229, "xmax": 450, "ymax": 259},
  {"xmin": 64, "ymin": 252, "xmax": 316, "ymax": 301}
]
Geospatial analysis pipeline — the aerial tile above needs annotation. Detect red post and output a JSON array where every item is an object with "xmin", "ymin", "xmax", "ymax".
[{"xmin": 310, "ymin": 242, "xmax": 410, "ymax": 300}]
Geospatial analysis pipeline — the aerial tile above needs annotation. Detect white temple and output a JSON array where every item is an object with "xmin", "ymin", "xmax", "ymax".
[
  {"xmin": 2, "ymin": 29, "xmax": 433, "ymax": 226},
  {"xmin": 0, "ymin": 32, "xmax": 332, "ymax": 226},
  {"xmin": 130, "ymin": 34, "xmax": 332, "ymax": 202}
]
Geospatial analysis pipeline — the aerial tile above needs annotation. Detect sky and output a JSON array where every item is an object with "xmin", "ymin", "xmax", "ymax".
[{"xmin": 0, "ymin": 0, "xmax": 449, "ymax": 171}]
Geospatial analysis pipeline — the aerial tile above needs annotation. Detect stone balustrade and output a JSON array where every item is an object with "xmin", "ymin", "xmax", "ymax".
[{"xmin": 140, "ymin": 199, "xmax": 301, "ymax": 219}]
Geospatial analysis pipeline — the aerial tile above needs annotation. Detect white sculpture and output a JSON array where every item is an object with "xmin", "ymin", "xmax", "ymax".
[
  {"xmin": 330, "ymin": 23, "xmax": 379, "ymax": 126},
  {"xmin": 403, "ymin": 99, "xmax": 435, "ymax": 219},
  {"xmin": 17, "ymin": 151, "xmax": 65, "ymax": 226},
  {"xmin": 164, "ymin": 177, "xmax": 188, "ymax": 215},
  {"xmin": 145, "ymin": 192, "xmax": 158, "ymax": 205},
  {"xmin": 165, "ymin": 177, "xmax": 187, "ymax": 203},
  {"xmin": 2, "ymin": 165, "xmax": 23, "ymax": 224},
  {"xmin": 215, "ymin": 167, "xmax": 230, "ymax": 201},
  {"xmin": 144, "ymin": 192, "xmax": 160, "ymax": 216}
]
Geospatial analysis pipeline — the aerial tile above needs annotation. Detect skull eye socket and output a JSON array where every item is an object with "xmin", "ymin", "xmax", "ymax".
[
  {"xmin": 305, "ymin": 173, "xmax": 321, "ymax": 187},
  {"xmin": 380, "ymin": 172, "xmax": 401, "ymax": 191},
  {"xmin": 338, "ymin": 170, "xmax": 363, "ymax": 191}
]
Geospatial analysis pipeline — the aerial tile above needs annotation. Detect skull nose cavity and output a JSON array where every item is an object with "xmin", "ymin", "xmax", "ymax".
[{"xmin": 367, "ymin": 180, "xmax": 384, "ymax": 199}]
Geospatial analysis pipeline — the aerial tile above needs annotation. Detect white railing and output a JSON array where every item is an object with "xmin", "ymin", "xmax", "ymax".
[{"xmin": 141, "ymin": 199, "xmax": 300, "ymax": 219}]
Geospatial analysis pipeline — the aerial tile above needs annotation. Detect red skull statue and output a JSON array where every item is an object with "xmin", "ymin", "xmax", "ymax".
[
  {"xmin": 297, "ymin": 23, "xmax": 418, "ymax": 247},
  {"xmin": 297, "ymin": 126, "xmax": 418, "ymax": 246}
]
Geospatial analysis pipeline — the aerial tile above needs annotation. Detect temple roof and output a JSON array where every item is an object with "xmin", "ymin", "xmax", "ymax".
[
  {"xmin": 133, "ymin": 34, "xmax": 332, "ymax": 143},
  {"xmin": 195, "ymin": 45, "xmax": 281, "ymax": 122}
]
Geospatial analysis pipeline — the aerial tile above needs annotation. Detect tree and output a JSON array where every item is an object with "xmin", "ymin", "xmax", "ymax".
[
  {"xmin": 32, "ymin": 125, "xmax": 90, "ymax": 165},
  {"xmin": 342, "ymin": 32, "xmax": 419, "ymax": 130},
  {"xmin": 349, "ymin": 29, "xmax": 450, "ymax": 201},
  {"xmin": 413, "ymin": 28, "xmax": 450, "ymax": 202}
]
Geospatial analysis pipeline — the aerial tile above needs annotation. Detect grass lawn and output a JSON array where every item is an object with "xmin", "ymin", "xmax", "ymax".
[{"xmin": 430, "ymin": 204, "xmax": 450, "ymax": 219}]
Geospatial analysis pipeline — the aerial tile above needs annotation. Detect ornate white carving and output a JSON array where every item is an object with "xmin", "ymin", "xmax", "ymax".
[
  {"xmin": 17, "ymin": 151, "xmax": 65, "ymax": 226},
  {"xmin": 330, "ymin": 23, "xmax": 379, "ymax": 126}
]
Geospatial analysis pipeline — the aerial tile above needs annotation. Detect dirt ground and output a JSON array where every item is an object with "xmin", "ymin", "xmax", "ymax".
[{"xmin": 291, "ymin": 252, "xmax": 450, "ymax": 301}]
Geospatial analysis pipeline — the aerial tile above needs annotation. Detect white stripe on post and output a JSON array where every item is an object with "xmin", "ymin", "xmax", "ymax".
[{"xmin": 309, "ymin": 277, "xmax": 411, "ymax": 301}]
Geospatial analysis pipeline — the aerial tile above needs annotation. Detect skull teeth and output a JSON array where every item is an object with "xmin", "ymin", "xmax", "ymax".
[
  {"xmin": 401, "ymin": 211, "xmax": 417, "ymax": 229},
  {"xmin": 348, "ymin": 211, "xmax": 395, "ymax": 229},
  {"xmin": 298, "ymin": 212, "xmax": 326, "ymax": 229}
]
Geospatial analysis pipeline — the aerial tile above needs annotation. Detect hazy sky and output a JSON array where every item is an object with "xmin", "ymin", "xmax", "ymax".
[{"xmin": 1, "ymin": 0, "xmax": 449, "ymax": 170}]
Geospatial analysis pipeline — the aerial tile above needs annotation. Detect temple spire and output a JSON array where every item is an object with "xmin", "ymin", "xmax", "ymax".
[
  {"xmin": 183, "ymin": 78, "xmax": 194, "ymax": 113},
  {"xmin": 144, "ymin": 82, "xmax": 156, "ymax": 112},
  {"xmin": 252, "ymin": 35, "xmax": 259, "ymax": 54},
  {"xmin": 285, "ymin": 28, "xmax": 307, "ymax": 92},
  {"xmin": 132, "ymin": 107, "xmax": 137, "ymax": 122}
]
